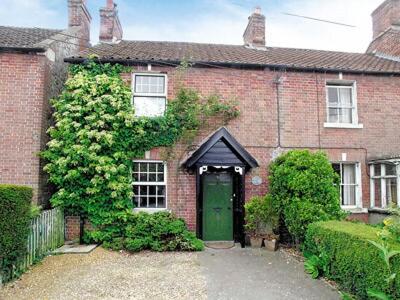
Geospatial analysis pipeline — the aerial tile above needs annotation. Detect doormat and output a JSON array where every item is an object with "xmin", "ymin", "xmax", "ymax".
[{"xmin": 204, "ymin": 241, "xmax": 235, "ymax": 249}]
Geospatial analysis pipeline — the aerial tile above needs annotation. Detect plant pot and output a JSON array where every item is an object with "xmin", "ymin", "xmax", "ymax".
[
  {"xmin": 250, "ymin": 236, "xmax": 263, "ymax": 248},
  {"xmin": 264, "ymin": 239, "xmax": 278, "ymax": 251}
]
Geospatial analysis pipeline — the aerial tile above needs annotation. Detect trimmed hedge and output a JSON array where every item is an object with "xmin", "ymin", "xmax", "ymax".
[
  {"xmin": 304, "ymin": 221, "xmax": 400, "ymax": 299},
  {"xmin": 0, "ymin": 184, "xmax": 32, "ymax": 281}
]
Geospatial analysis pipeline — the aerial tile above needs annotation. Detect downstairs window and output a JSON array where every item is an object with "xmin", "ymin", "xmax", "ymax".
[
  {"xmin": 132, "ymin": 161, "xmax": 167, "ymax": 209},
  {"xmin": 370, "ymin": 163, "xmax": 398, "ymax": 209},
  {"xmin": 332, "ymin": 162, "xmax": 361, "ymax": 208}
]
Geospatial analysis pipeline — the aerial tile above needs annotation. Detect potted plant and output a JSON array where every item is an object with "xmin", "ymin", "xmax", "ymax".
[{"xmin": 244, "ymin": 195, "xmax": 279, "ymax": 249}]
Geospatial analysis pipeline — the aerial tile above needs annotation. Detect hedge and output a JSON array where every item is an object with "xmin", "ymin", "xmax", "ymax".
[
  {"xmin": 304, "ymin": 221, "xmax": 400, "ymax": 299},
  {"xmin": 0, "ymin": 184, "xmax": 32, "ymax": 281}
]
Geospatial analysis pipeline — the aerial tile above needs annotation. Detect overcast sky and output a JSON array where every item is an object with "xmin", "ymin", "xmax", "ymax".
[{"xmin": 0, "ymin": 0, "xmax": 383, "ymax": 53}]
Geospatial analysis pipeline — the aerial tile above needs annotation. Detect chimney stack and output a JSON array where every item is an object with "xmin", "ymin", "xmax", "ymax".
[
  {"xmin": 68, "ymin": 0, "xmax": 92, "ymax": 51},
  {"xmin": 367, "ymin": 0, "xmax": 400, "ymax": 58},
  {"xmin": 99, "ymin": 0, "xmax": 123, "ymax": 43},
  {"xmin": 243, "ymin": 7, "xmax": 266, "ymax": 48}
]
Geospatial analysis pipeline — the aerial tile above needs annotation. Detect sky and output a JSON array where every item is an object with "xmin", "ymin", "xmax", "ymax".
[{"xmin": 0, "ymin": 0, "xmax": 384, "ymax": 53}]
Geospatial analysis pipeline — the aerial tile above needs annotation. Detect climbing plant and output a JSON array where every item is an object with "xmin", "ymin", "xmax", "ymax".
[{"xmin": 42, "ymin": 59, "xmax": 239, "ymax": 242}]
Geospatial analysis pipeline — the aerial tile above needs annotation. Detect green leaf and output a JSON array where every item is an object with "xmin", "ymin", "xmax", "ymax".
[{"xmin": 367, "ymin": 288, "xmax": 392, "ymax": 300}]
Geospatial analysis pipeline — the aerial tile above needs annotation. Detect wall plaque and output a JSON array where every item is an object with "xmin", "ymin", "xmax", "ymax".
[{"xmin": 251, "ymin": 176, "xmax": 262, "ymax": 186}]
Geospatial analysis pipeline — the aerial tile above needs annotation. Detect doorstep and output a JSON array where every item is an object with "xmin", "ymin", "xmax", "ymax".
[
  {"xmin": 53, "ymin": 243, "xmax": 98, "ymax": 254},
  {"xmin": 204, "ymin": 241, "xmax": 236, "ymax": 249}
]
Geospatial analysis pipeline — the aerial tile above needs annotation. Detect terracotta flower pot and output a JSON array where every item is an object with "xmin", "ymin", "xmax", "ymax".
[
  {"xmin": 264, "ymin": 239, "xmax": 278, "ymax": 251},
  {"xmin": 250, "ymin": 236, "xmax": 263, "ymax": 248}
]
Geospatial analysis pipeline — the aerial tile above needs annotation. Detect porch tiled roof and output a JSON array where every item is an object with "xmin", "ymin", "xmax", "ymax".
[
  {"xmin": 66, "ymin": 40, "xmax": 400, "ymax": 74},
  {"xmin": 0, "ymin": 26, "xmax": 62, "ymax": 51}
]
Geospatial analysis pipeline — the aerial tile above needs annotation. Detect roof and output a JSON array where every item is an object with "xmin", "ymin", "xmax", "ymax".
[
  {"xmin": 182, "ymin": 127, "xmax": 259, "ymax": 170},
  {"xmin": 66, "ymin": 40, "xmax": 400, "ymax": 74},
  {"xmin": 0, "ymin": 26, "xmax": 63, "ymax": 52}
]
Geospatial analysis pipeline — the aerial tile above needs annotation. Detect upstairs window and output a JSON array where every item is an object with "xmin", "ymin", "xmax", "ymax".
[
  {"xmin": 325, "ymin": 82, "xmax": 361, "ymax": 128},
  {"xmin": 332, "ymin": 162, "xmax": 361, "ymax": 208},
  {"xmin": 133, "ymin": 161, "xmax": 167, "ymax": 209},
  {"xmin": 132, "ymin": 74, "xmax": 167, "ymax": 117}
]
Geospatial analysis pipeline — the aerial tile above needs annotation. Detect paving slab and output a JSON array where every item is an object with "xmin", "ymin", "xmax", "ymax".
[
  {"xmin": 53, "ymin": 243, "xmax": 98, "ymax": 254},
  {"xmin": 199, "ymin": 246, "xmax": 340, "ymax": 300}
]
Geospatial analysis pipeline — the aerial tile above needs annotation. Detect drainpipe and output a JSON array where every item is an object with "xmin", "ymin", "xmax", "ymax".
[
  {"xmin": 79, "ymin": 215, "xmax": 84, "ymax": 244},
  {"xmin": 273, "ymin": 74, "xmax": 284, "ymax": 148}
]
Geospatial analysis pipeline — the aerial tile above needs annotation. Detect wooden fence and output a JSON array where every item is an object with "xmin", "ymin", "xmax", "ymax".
[{"xmin": 1, "ymin": 207, "xmax": 65, "ymax": 284}]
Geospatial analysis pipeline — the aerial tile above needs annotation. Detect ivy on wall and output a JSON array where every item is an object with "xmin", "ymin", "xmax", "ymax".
[{"xmin": 42, "ymin": 59, "xmax": 239, "ymax": 242}]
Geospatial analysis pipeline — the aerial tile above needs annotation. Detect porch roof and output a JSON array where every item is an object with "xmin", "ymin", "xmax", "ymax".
[{"xmin": 182, "ymin": 127, "xmax": 259, "ymax": 170}]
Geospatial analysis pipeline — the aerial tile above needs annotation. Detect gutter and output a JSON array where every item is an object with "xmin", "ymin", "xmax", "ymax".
[
  {"xmin": 64, "ymin": 57, "xmax": 400, "ymax": 76},
  {"xmin": 0, "ymin": 46, "xmax": 46, "ymax": 53}
]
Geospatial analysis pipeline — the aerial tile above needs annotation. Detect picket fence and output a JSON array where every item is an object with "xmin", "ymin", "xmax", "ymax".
[{"xmin": 1, "ymin": 207, "xmax": 65, "ymax": 284}]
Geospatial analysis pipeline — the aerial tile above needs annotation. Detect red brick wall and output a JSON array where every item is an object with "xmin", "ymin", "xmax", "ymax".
[
  {"xmin": 0, "ymin": 52, "xmax": 50, "ymax": 204},
  {"xmin": 124, "ymin": 65, "xmax": 400, "ymax": 228},
  {"xmin": 65, "ymin": 216, "xmax": 93, "ymax": 241}
]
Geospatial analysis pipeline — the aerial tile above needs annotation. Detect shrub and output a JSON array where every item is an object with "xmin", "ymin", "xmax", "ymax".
[
  {"xmin": 304, "ymin": 220, "xmax": 400, "ymax": 299},
  {"xmin": 269, "ymin": 150, "xmax": 346, "ymax": 244},
  {"xmin": 0, "ymin": 184, "xmax": 32, "ymax": 282},
  {"xmin": 244, "ymin": 195, "xmax": 278, "ymax": 236},
  {"xmin": 102, "ymin": 212, "xmax": 204, "ymax": 252}
]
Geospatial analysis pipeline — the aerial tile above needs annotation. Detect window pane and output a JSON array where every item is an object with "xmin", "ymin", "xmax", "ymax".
[
  {"xmin": 157, "ymin": 186, "xmax": 166, "ymax": 196},
  {"xmin": 139, "ymin": 173, "xmax": 147, "ymax": 182},
  {"xmin": 343, "ymin": 164, "xmax": 356, "ymax": 184},
  {"xmin": 148, "ymin": 185, "xmax": 156, "ymax": 196},
  {"xmin": 149, "ymin": 173, "xmax": 157, "ymax": 182},
  {"xmin": 386, "ymin": 164, "xmax": 396, "ymax": 176},
  {"xmin": 373, "ymin": 179, "xmax": 382, "ymax": 208},
  {"xmin": 140, "ymin": 163, "xmax": 147, "ymax": 172},
  {"xmin": 338, "ymin": 108, "xmax": 352, "ymax": 124},
  {"xmin": 148, "ymin": 197, "xmax": 157, "ymax": 208},
  {"xmin": 374, "ymin": 164, "xmax": 381, "ymax": 176},
  {"xmin": 157, "ymin": 173, "xmax": 164, "ymax": 182},
  {"xmin": 327, "ymin": 87, "xmax": 339, "ymax": 105},
  {"xmin": 149, "ymin": 163, "xmax": 157, "ymax": 172},
  {"xmin": 342, "ymin": 185, "xmax": 356, "ymax": 206},
  {"xmin": 328, "ymin": 108, "xmax": 339, "ymax": 123},
  {"xmin": 133, "ymin": 197, "xmax": 139, "ymax": 207},
  {"xmin": 158, "ymin": 197, "xmax": 166, "ymax": 208},
  {"xmin": 134, "ymin": 96, "xmax": 166, "ymax": 117},
  {"xmin": 386, "ymin": 178, "xmax": 397, "ymax": 206},
  {"xmin": 339, "ymin": 88, "xmax": 352, "ymax": 106}
]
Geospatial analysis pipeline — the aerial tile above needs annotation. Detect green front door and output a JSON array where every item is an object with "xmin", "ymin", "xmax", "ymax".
[{"xmin": 202, "ymin": 173, "xmax": 233, "ymax": 241}]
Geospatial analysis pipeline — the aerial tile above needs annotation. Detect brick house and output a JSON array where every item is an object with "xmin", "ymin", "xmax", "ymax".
[
  {"xmin": 64, "ymin": 0, "xmax": 400, "ymax": 244},
  {"xmin": 0, "ymin": 0, "xmax": 91, "ymax": 205}
]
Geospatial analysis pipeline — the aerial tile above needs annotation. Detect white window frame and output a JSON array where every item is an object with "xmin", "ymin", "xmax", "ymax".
[
  {"xmin": 332, "ymin": 162, "xmax": 362, "ymax": 210},
  {"xmin": 132, "ymin": 160, "xmax": 167, "ymax": 212},
  {"xmin": 132, "ymin": 73, "xmax": 168, "ymax": 117},
  {"xmin": 324, "ymin": 81, "xmax": 363, "ymax": 129},
  {"xmin": 370, "ymin": 162, "xmax": 400, "ymax": 209}
]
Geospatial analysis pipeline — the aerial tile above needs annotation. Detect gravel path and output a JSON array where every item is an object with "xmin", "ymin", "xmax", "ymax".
[{"xmin": 0, "ymin": 247, "xmax": 206, "ymax": 300}]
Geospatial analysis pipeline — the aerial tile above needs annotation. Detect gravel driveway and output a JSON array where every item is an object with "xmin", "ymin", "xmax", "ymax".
[
  {"xmin": 0, "ymin": 247, "xmax": 206, "ymax": 300},
  {"xmin": 0, "ymin": 246, "xmax": 339, "ymax": 300}
]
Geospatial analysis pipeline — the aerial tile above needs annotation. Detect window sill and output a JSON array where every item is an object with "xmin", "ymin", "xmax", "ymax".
[
  {"xmin": 133, "ymin": 208, "xmax": 168, "ymax": 213},
  {"xmin": 341, "ymin": 207, "xmax": 368, "ymax": 214},
  {"xmin": 324, "ymin": 123, "xmax": 364, "ymax": 129},
  {"xmin": 368, "ymin": 208, "xmax": 391, "ymax": 215}
]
